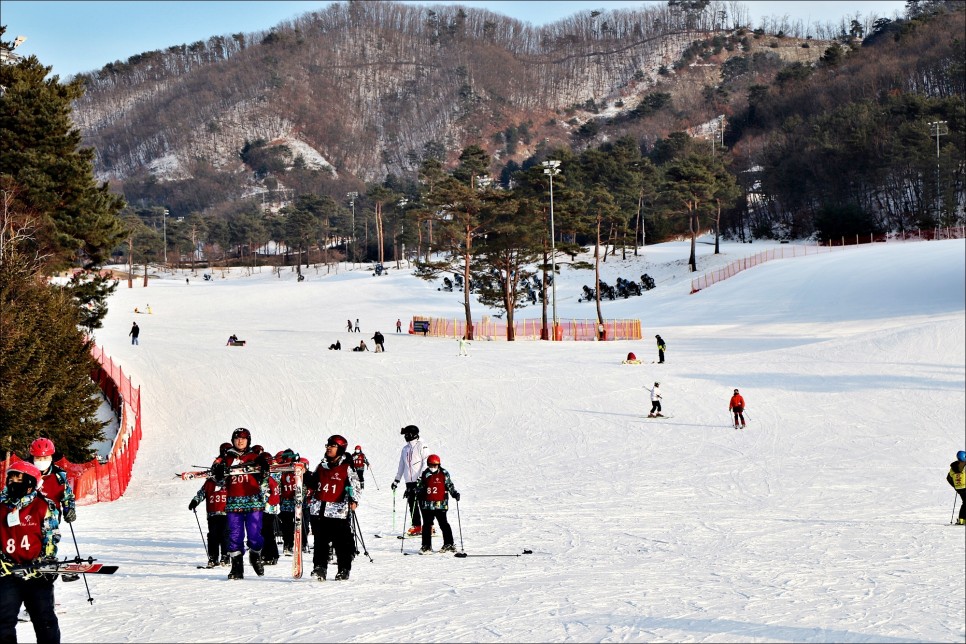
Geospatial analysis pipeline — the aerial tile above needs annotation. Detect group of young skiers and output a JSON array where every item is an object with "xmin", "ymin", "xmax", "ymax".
[{"xmin": 185, "ymin": 423, "xmax": 461, "ymax": 582}]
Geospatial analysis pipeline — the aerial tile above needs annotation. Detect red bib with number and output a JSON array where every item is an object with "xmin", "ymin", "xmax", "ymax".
[
  {"xmin": 352, "ymin": 453, "xmax": 366, "ymax": 469},
  {"xmin": 1, "ymin": 496, "xmax": 49, "ymax": 563},
  {"xmin": 424, "ymin": 471, "xmax": 447, "ymax": 502},
  {"xmin": 280, "ymin": 472, "xmax": 297, "ymax": 500},
  {"xmin": 203, "ymin": 479, "xmax": 227, "ymax": 513},
  {"xmin": 315, "ymin": 463, "xmax": 350, "ymax": 503}
]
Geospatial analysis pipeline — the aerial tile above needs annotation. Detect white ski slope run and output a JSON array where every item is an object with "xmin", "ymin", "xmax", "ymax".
[{"xmin": 25, "ymin": 239, "xmax": 966, "ymax": 643}]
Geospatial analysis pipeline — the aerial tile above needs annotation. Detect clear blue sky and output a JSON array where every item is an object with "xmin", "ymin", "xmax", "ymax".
[{"xmin": 2, "ymin": 1, "xmax": 907, "ymax": 78}]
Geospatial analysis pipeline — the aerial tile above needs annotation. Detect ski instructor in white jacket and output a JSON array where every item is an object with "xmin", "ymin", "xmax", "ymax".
[{"xmin": 391, "ymin": 425, "xmax": 429, "ymax": 536}]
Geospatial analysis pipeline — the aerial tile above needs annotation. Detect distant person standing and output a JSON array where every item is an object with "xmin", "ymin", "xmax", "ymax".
[
  {"xmin": 372, "ymin": 331, "xmax": 385, "ymax": 353},
  {"xmin": 346, "ymin": 319, "xmax": 353, "ymax": 332},
  {"xmin": 655, "ymin": 335, "xmax": 666, "ymax": 363},
  {"xmin": 396, "ymin": 319, "xmax": 402, "ymax": 333},
  {"xmin": 458, "ymin": 336, "xmax": 470, "ymax": 357},
  {"xmin": 354, "ymin": 319, "xmax": 361, "ymax": 332},
  {"xmin": 129, "ymin": 321, "xmax": 140, "ymax": 345},
  {"xmin": 647, "ymin": 382, "xmax": 663, "ymax": 418},
  {"xmin": 351, "ymin": 446, "xmax": 369, "ymax": 490},
  {"xmin": 186, "ymin": 278, "xmax": 190, "ymax": 286},
  {"xmin": 947, "ymin": 451, "xmax": 966, "ymax": 525},
  {"xmin": 729, "ymin": 388, "xmax": 746, "ymax": 429}
]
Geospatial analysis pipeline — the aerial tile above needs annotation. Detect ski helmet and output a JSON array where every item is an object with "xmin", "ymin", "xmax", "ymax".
[
  {"xmin": 958, "ymin": 451, "xmax": 966, "ymax": 463},
  {"xmin": 734, "ymin": 389, "xmax": 739, "ymax": 394},
  {"xmin": 231, "ymin": 428, "xmax": 251, "ymax": 442},
  {"xmin": 6, "ymin": 461, "xmax": 42, "ymax": 492},
  {"xmin": 251, "ymin": 445, "xmax": 264, "ymax": 455},
  {"xmin": 427, "ymin": 454, "xmax": 441, "ymax": 466},
  {"xmin": 29, "ymin": 438, "xmax": 56, "ymax": 458},
  {"xmin": 654, "ymin": 382, "xmax": 659, "ymax": 387},
  {"xmin": 327, "ymin": 435, "xmax": 348, "ymax": 456},
  {"xmin": 401, "ymin": 424, "xmax": 420, "ymax": 440},
  {"xmin": 354, "ymin": 445, "xmax": 362, "ymax": 452},
  {"xmin": 219, "ymin": 442, "xmax": 232, "ymax": 458}
]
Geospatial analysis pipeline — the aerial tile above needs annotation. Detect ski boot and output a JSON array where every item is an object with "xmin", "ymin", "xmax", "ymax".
[
  {"xmin": 220, "ymin": 554, "xmax": 230, "ymax": 566},
  {"xmin": 419, "ymin": 546, "xmax": 433, "ymax": 554},
  {"xmin": 439, "ymin": 544, "xmax": 456, "ymax": 553},
  {"xmin": 61, "ymin": 573, "xmax": 80, "ymax": 582},
  {"xmin": 249, "ymin": 549, "xmax": 265, "ymax": 576},
  {"xmin": 311, "ymin": 565, "xmax": 326, "ymax": 580},
  {"xmin": 204, "ymin": 558, "xmax": 218, "ymax": 569},
  {"xmin": 647, "ymin": 413, "xmax": 656, "ymax": 418},
  {"xmin": 264, "ymin": 557, "xmax": 278, "ymax": 566},
  {"xmin": 228, "ymin": 554, "xmax": 244, "ymax": 580},
  {"xmin": 334, "ymin": 567, "xmax": 350, "ymax": 580},
  {"xmin": 283, "ymin": 546, "xmax": 293, "ymax": 556},
  {"xmin": 407, "ymin": 526, "xmax": 422, "ymax": 536}
]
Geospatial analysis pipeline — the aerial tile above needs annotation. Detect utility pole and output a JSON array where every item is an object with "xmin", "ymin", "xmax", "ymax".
[
  {"xmin": 541, "ymin": 160, "xmax": 561, "ymax": 341},
  {"xmin": 927, "ymin": 120, "xmax": 947, "ymax": 225},
  {"xmin": 346, "ymin": 192, "xmax": 358, "ymax": 267},
  {"xmin": 162, "ymin": 208, "xmax": 169, "ymax": 266}
]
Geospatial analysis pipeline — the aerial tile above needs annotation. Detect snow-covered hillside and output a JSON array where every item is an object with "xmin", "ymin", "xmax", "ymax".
[{"xmin": 24, "ymin": 239, "xmax": 965, "ymax": 643}]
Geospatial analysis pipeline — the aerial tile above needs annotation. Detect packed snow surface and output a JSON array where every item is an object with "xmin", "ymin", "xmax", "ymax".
[{"xmin": 27, "ymin": 239, "xmax": 966, "ymax": 643}]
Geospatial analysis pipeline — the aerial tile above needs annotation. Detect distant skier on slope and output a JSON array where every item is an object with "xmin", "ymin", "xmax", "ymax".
[
  {"xmin": 352, "ymin": 446, "xmax": 370, "ymax": 490},
  {"xmin": 655, "ymin": 334, "xmax": 666, "ymax": 363},
  {"xmin": 729, "ymin": 389, "xmax": 746, "ymax": 429},
  {"xmin": 647, "ymin": 382, "xmax": 664, "ymax": 418},
  {"xmin": 392, "ymin": 425, "xmax": 429, "ymax": 536},
  {"xmin": 948, "ymin": 451, "xmax": 966, "ymax": 525},
  {"xmin": 414, "ymin": 454, "xmax": 460, "ymax": 554}
]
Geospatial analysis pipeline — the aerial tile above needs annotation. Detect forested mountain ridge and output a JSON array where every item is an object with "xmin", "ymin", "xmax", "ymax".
[{"xmin": 68, "ymin": 0, "xmax": 829, "ymax": 214}]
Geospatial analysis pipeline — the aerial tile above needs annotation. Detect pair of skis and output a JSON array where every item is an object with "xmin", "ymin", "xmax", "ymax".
[
  {"xmin": 176, "ymin": 462, "xmax": 307, "ymax": 579},
  {"xmin": 7, "ymin": 557, "xmax": 117, "ymax": 577}
]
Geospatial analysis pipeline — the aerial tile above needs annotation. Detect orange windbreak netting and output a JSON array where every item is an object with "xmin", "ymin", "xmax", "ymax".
[
  {"xmin": 412, "ymin": 316, "xmax": 642, "ymax": 341},
  {"xmin": 690, "ymin": 226, "xmax": 966, "ymax": 294},
  {"xmin": 1, "ymin": 345, "xmax": 141, "ymax": 506}
]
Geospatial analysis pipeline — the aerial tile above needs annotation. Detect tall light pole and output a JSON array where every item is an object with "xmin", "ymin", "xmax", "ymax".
[
  {"xmin": 162, "ymin": 209, "xmax": 169, "ymax": 265},
  {"xmin": 541, "ymin": 160, "xmax": 561, "ymax": 340},
  {"xmin": 346, "ymin": 191, "xmax": 358, "ymax": 266},
  {"xmin": 928, "ymin": 120, "xmax": 947, "ymax": 224}
]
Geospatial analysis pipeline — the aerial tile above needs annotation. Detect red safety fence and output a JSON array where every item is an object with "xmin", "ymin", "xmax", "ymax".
[
  {"xmin": 691, "ymin": 226, "xmax": 966, "ymax": 294},
  {"xmin": 414, "ymin": 316, "xmax": 642, "ymax": 341},
  {"xmin": 1, "ymin": 345, "xmax": 141, "ymax": 506}
]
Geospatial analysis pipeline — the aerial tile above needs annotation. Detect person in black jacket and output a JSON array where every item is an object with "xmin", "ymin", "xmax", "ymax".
[
  {"xmin": 655, "ymin": 334, "xmax": 666, "ymax": 363},
  {"xmin": 371, "ymin": 331, "xmax": 385, "ymax": 353},
  {"xmin": 948, "ymin": 451, "xmax": 966, "ymax": 525}
]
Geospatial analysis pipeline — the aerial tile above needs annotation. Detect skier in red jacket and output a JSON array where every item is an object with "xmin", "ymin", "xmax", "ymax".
[{"xmin": 729, "ymin": 389, "xmax": 746, "ymax": 429}]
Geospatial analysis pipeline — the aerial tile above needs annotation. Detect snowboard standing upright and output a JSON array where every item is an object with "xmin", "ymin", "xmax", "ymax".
[{"xmin": 291, "ymin": 462, "xmax": 306, "ymax": 579}]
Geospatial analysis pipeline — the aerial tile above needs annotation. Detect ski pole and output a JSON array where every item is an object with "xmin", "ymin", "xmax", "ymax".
[
  {"xmin": 367, "ymin": 463, "xmax": 380, "ymax": 490},
  {"xmin": 952, "ymin": 493, "xmax": 960, "ymax": 525},
  {"xmin": 350, "ymin": 509, "xmax": 373, "ymax": 562},
  {"xmin": 392, "ymin": 488, "xmax": 396, "ymax": 533},
  {"xmin": 454, "ymin": 497, "xmax": 466, "ymax": 558},
  {"xmin": 399, "ymin": 491, "xmax": 410, "ymax": 554},
  {"xmin": 193, "ymin": 508, "xmax": 209, "ymax": 560},
  {"xmin": 67, "ymin": 520, "xmax": 94, "ymax": 604}
]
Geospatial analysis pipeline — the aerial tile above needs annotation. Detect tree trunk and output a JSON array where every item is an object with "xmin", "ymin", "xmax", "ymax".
[
  {"xmin": 127, "ymin": 237, "xmax": 134, "ymax": 288},
  {"xmin": 688, "ymin": 207, "xmax": 698, "ymax": 272},
  {"xmin": 462, "ymin": 226, "xmax": 474, "ymax": 341},
  {"xmin": 595, "ymin": 215, "xmax": 603, "ymax": 327}
]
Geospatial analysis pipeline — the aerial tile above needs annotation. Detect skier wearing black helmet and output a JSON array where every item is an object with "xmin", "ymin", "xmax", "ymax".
[
  {"xmin": 210, "ymin": 428, "xmax": 272, "ymax": 580},
  {"xmin": 392, "ymin": 425, "xmax": 430, "ymax": 536},
  {"xmin": 948, "ymin": 451, "xmax": 966, "ymax": 525},
  {"xmin": 306, "ymin": 435, "xmax": 360, "ymax": 580}
]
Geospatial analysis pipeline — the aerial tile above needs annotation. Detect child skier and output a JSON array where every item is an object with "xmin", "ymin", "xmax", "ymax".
[
  {"xmin": 648, "ymin": 382, "xmax": 663, "ymax": 417},
  {"xmin": 414, "ymin": 454, "xmax": 460, "ymax": 554},
  {"xmin": 948, "ymin": 450, "xmax": 966, "ymax": 525},
  {"xmin": 188, "ymin": 476, "xmax": 230, "ymax": 567},
  {"xmin": 352, "ymin": 446, "xmax": 369, "ymax": 490}
]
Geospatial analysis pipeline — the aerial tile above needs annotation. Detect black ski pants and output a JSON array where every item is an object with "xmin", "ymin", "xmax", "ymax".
[
  {"xmin": 421, "ymin": 508, "xmax": 454, "ymax": 550},
  {"xmin": 354, "ymin": 468, "xmax": 365, "ymax": 488},
  {"xmin": 957, "ymin": 487, "xmax": 966, "ymax": 522},
  {"xmin": 310, "ymin": 515, "xmax": 354, "ymax": 572},
  {"xmin": 404, "ymin": 482, "xmax": 422, "ymax": 528},
  {"xmin": 650, "ymin": 400, "xmax": 662, "ymax": 414},
  {"xmin": 0, "ymin": 575, "xmax": 60, "ymax": 644},
  {"xmin": 206, "ymin": 513, "xmax": 229, "ymax": 562},
  {"xmin": 261, "ymin": 513, "xmax": 280, "ymax": 561},
  {"xmin": 279, "ymin": 510, "xmax": 295, "ymax": 550}
]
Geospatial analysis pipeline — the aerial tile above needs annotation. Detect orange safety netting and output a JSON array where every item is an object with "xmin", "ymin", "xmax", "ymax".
[
  {"xmin": 413, "ymin": 317, "xmax": 642, "ymax": 341},
  {"xmin": 690, "ymin": 227, "xmax": 966, "ymax": 294},
  {"xmin": 1, "ymin": 345, "xmax": 141, "ymax": 506}
]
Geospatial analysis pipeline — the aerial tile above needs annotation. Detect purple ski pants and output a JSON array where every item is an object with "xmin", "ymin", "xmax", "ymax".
[{"xmin": 227, "ymin": 510, "xmax": 264, "ymax": 555}]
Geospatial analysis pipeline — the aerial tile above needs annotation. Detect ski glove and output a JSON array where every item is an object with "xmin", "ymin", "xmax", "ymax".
[
  {"xmin": 452, "ymin": 491, "xmax": 460, "ymax": 502},
  {"xmin": 188, "ymin": 499, "xmax": 200, "ymax": 511},
  {"xmin": 211, "ymin": 462, "xmax": 227, "ymax": 482},
  {"xmin": 63, "ymin": 507, "xmax": 77, "ymax": 523},
  {"xmin": 391, "ymin": 481, "xmax": 399, "ymax": 491}
]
